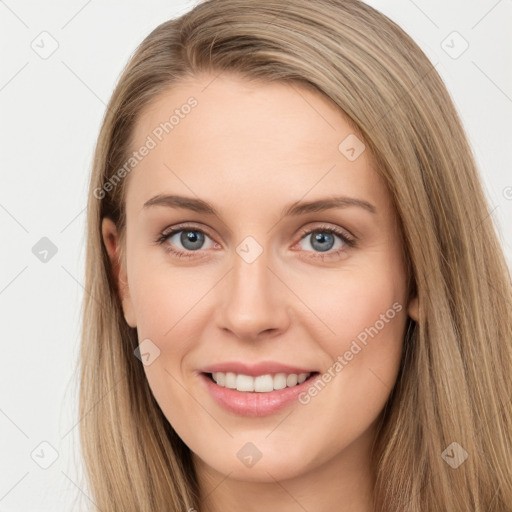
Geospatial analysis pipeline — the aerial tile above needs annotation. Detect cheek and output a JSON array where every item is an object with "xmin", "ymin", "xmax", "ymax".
[
  {"xmin": 130, "ymin": 257, "xmax": 213, "ymax": 340},
  {"xmin": 315, "ymin": 267, "xmax": 407, "ymax": 407},
  {"xmin": 292, "ymin": 260, "xmax": 408, "ymax": 417},
  {"xmin": 289, "ymin": 260, "xmax": 407, "ymax": 350},
  {"xmin": 335, "ymin": 278, "xmax": 406, "ymax": 354},
  {"xmin": 286, "ymin": 271, "xmax": 407, "ymax": 455},
  {"xmin": 131, "ymin": 265, "xmax": 212, "ymax": 441},
  {"xmin": 129, "ymin": 263, "xmax": 215, "ymax": 411}
]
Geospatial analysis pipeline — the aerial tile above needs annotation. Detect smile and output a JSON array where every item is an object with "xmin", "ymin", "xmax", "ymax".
[
  {"xmin": 200, "ymin": 370, "xmax": 320, "ymax": 416},
  {"xmin": 209, "ymin": 371, "xmax": 311, "ymax": 392}
]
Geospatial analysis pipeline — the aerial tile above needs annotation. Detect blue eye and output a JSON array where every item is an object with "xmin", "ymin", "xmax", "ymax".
[
  {"xmin": 295, "ymin": 225, "xmax": 356, "ymax": 260},
  {"xmin": 171, "ymin": 229, "xmax": 207, "ymax": 251},
  {"xmin": 305, "ymin": 231, "xmax": 336, "ymax": 252},
  {"xmin": 156, "ymin": 223, "xmax": 356, "ymax": 260},
  {"xmin": 156, "ymin": 226, "xmax": 214, "ymax": 259}
]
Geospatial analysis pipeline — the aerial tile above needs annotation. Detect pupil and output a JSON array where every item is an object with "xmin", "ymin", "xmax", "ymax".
[
  {"xmin": 181, "ymin": 230, "xmax": 204, "ymax": 250},
  {"xmin": 312, "ymin": 232, "xmax": 334, "ymax": 252}
]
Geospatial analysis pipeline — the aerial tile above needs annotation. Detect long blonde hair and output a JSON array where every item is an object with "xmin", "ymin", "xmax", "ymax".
[{"xmin": 78, "ymin": 0, "xmax": 512, "ymax": 510}]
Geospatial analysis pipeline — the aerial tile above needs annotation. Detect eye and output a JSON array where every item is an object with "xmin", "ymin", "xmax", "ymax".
[
  {"xmin": 156, "ymin": 225, "xmax": 217, "ymax": 259},
  {"xmin": 156, "ymin": 223, "xmax": 356, "ymax": 261},
  {"xmin": 294, "ymin": 224, "xmax": 356, "ymax": 260}
]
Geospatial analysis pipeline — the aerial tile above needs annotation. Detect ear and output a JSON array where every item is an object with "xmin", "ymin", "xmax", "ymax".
[
  {"xmin": 407, "ymin": 294, "xmax": 419, "ymax": 322},
  {"xmin": 101, "ymin": 217, "xmax": 137, "ymax": 328}
]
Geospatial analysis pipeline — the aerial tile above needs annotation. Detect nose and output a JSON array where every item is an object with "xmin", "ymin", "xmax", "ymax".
[{"xmin": 214, "ymin": 247, "xmax": 291, "ymax": 341}]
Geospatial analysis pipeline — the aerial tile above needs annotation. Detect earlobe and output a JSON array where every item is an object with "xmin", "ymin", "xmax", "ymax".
[
  {"xmin": 407, "ymin": 294, "xmax": 419, "ymax": 322},
  {"xmin": 101, "ymin": 217, "xmax": 137, "ymax": 328}
]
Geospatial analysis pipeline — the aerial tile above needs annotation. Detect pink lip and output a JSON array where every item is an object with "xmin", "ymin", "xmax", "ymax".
[
  {"xmin": 201, "ymin": 361, "xmax": 316, "ymax": 376},
  {"xmin": 199, "ymin": 370, "xmax": 320, "ymax": 417}
]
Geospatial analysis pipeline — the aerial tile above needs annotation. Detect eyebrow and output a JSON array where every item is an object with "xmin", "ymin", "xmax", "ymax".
[{"xmin": 142, "ymin": 194, "xmax": 376, "ymax": 217}]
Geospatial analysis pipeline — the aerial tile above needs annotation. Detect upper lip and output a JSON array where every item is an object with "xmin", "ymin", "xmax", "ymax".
[{"xmin": 201, "ymin": 361, "xmax": 317, "ymax": 376}]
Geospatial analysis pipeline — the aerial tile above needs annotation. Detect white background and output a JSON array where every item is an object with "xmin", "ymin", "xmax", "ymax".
[{"xmin": 0, "ymin": 0, "xmax": 511, "ymax": 510}]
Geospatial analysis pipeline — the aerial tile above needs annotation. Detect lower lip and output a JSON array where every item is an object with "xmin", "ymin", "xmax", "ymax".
[{"xmin": 200, "ymin": 373, "xmax": 318, "ymax": 417}]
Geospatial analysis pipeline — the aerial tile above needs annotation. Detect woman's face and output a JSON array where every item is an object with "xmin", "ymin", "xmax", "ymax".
[{"xmin": 103, "ymin": 72, "xmax": 418, "ymax": 483}]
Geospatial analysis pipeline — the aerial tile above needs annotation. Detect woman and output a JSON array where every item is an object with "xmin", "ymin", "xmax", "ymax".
[{"xmin": 79, "ymin": 0, "xmax": 512, "ymax": 510}]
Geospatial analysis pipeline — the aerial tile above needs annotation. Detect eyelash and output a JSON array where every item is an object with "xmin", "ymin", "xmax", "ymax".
[{"xmin": 155, "ymin": 223, "xmax": 357, "ymax": 261}]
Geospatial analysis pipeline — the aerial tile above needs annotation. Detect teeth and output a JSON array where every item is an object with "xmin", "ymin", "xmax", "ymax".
[
  {"xmin": 225, "ymin": 372, "xmax": 237, "ymax": 389},
  {"xmin": 211, "ymin": 371, "xmax": 312, "ymax": 392},
  {"xmin": 236, "ymin": 374, "xmax": 254, "ymax": 392},
  {"xmin": 215, "ymin": 372, "xmax": 226, "ymax": 386},
  {"xmin": 286, "ymin": 374, "xmax": 298, "ymax": 387},
  {"xmin": 254, "ymin": 374, "xmax": 273, "ymax": 392},
  {"xmin": 273, "ymin": 373, "xmax": 287, "ymax": 390}
]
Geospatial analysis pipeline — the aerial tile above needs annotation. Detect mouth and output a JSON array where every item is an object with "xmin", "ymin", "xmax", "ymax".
[
  {"xmin": 200, "ymin": 370, "xmax": 321, "ymax": 416},
  {"xmin": 204, "ymin": 371, "xmax": 319, "ymax": 392}
]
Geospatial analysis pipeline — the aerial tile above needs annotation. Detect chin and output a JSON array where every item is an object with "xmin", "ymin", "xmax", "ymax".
[{"xmin": 196, "ymin": 444, "xmax": 320, "ymax": 483}]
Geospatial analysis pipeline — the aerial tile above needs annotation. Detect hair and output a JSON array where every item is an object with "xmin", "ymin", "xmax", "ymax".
[{"xmin": 77, "ymin": 0, "xmax": 512, "ymax": 510}]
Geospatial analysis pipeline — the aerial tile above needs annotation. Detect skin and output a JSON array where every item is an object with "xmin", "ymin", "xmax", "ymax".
[{"xmin": 102, "ymin": 72, "xmax": 419, "ymax": 512}]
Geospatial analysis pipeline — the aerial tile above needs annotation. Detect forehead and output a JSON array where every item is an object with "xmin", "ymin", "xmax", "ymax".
[
  {"xmin": 126, "ymin": 72, "xmax": 391, "ymax": 219},
  {"xmin": 134, "ymin": 73, "xmax": 357, "ymax": 158}
]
